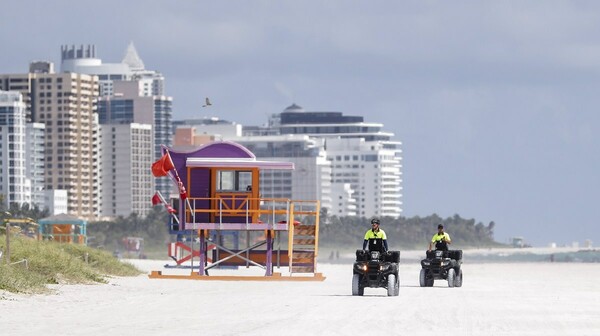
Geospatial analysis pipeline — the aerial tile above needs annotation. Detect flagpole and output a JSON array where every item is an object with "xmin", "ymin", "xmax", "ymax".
[
  {"xmin": 154, "ymin": 190, "xmax": 179, "ymax": 224},
  {"xmin": 164, "ymin": 149, "xmax": 195, "ymax": 223}
]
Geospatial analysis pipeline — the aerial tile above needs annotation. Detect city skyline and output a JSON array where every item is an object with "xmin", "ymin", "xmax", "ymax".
[{"xmin": 2, "ymin": 1, "xmax": 600, "ymax": 246}]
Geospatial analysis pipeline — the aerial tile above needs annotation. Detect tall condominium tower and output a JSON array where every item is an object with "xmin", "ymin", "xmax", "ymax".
[
  {"xmin": 101, "ymin": 123, "xmax": 154, "ymax": 217},
  {"xmin": 63, "ymin": 44, "xmax": 172, "ymax": 200},
  {"xmin": 25, "ymin": 122, "xmax": 46, "ymax": 209},
  {"xmin": 98, "ymin": 81, "xmax": 172, "ymax": 198},
  {"xmin": 0, "ymin": 91, "xmax": 27, "ymax": 208},
  {"xmin": 0, "ymin": 63, "xmax": 101, "ymax": 219},
  {"xmin": 60, "ymin": 43, "xmax": 165, "ymax": 97},
  {"xmin": 271, "ymin": 104, "xmax": 402, "ymax": 218}
]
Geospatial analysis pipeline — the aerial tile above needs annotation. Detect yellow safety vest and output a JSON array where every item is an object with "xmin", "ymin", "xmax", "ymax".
[
  {"xmin": 431, "ymin": 232, "xmax": 451, "ymax": 243},
  {"xmin": 365, "ymin": 229, "xmax": 387, "ymax": 240}
]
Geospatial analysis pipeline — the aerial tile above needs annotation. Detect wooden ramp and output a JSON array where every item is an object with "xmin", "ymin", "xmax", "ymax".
[{"xmin": 148, "ymin": 271, "xmax": 326, "ymax": 281}]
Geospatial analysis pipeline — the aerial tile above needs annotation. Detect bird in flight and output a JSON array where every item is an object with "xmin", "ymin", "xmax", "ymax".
[{"xmin": 202, "ymin": 97, "xmax": 212, "ymax": 107}]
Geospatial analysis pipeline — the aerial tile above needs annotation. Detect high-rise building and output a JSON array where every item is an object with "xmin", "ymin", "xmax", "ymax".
[
  {"xmin": 325, "ymin": 138, "xmax": 402, "ymax": 218},
  {"xmin": 61, "ymin": 44, "xmax": 171, "ymax": 202},
  {"xmin": 330, "ymin": 183, "xmax": 357, "ymax": 217},
  {"xmin": 269, "ymin": 104, "xmax": 402, "ymax": 218},
  {"xmin": 1, "ymin": 64, "xmax": 101, "ymax": 219},
  {"xmin": 44, "ymin": 189, "xmax": 68, "ymax": 215},
  {"xmin": 101, "ymin": 123, "xmax": 154, "ymax": 218},
  {"xmin": 0, "ymin": 74, "xmax": 33, "ymax": 122},
  {"xmin": 60, "ymin": 43, "xmax": 165, "ymax": 97},
  {"xmin": 25, "ymin": 122, "xmax": 46, "ymax": 209},
  {"xmin": 97, "ymin": 81, "xmax": 172, "ymax": 198},
  {"xmin": 0, "ymin": 91, "xmax": 28, "ymax": 207}
]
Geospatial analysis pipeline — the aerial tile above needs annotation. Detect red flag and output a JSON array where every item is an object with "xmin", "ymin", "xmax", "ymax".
[
  {"xmin": 151, "ymin": 152, "xmax": 175, "ymax": 177},
  {"xmin": 151, "ymin": 192, "xmax": 161, "ymax": 205}
]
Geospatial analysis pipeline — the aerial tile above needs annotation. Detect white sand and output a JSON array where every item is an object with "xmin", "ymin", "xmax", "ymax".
[{"xmin": 1, "ymin": 251, "xmax": 599, "ymax": 336}]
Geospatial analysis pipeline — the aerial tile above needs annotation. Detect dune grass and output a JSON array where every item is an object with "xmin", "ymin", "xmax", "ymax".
[{"xmin": 0, "ymin": 235, "xmax": 142, "ymax": 294}]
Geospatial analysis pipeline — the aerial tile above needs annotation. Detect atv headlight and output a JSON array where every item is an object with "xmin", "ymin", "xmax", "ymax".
[
  {"xmin": 442, "ymin": 260, "xmax": 450, "ymax": 266},
  {"xmin": 379, "ymin": 264, "xmax": 390, "ymax": 271},
  {"xmin": 355, "ymin": 263, "xmax": 367, "ymax": 271},
  {"xmin": 422, "ymin": 260, "xmax": 430, "ymax": 266}
]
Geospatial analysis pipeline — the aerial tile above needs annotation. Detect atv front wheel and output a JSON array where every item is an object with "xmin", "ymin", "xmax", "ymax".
[
  {"xmin": 447, "ymin": 268, "xmax": 456, "ymax": 288},
  {"xmin": 387, "ymin": 274, "xmax": 398, "ymax": 296},
  {"xmin": 454, "ymin": 269, "xmax": 463, "ymax": 287},
  {"xmin": 419, "ymin": 269, "xmax": 427, "ymax": 287},
  {"xmin": 352, "ymin": 274, "xmax": 364, "ymax": 296}
]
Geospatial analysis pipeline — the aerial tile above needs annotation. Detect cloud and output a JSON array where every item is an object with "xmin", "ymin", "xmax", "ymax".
[{"xmin": 273, "ymin": 81, "xmax": 295, "ymax": 103}]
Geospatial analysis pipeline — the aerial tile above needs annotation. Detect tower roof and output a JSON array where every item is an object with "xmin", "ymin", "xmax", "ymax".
[
  {"xmin": 122, "ymin": 42, "xmax": 145, "ymax": 70},
  {"xmin": 283, "ymin": 103, "xmax": 305, "ymax": 113}
]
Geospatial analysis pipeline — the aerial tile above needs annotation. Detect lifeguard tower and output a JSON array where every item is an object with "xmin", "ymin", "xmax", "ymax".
[
  {"xmin": 149, "ymin": 141, "xmax": 324, "ymax": 281},
  {"xmin": 38, "ymin": 214, "xmax": 87, "ymax": 245},
  {"xmin": 122, "ymin": 237, "xmax": 145, "ymax": 259}
]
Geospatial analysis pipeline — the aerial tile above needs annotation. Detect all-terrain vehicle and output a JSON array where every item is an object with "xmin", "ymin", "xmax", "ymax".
[
  {"xmin": 419, "ymin": 249, "xmax": 463, "ymax": 287},
  {"xmin": 352, "ymin": 241, "xmax": 400, "ymax": 296}
]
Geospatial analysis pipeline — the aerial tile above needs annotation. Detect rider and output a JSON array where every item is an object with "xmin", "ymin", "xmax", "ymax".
[
  {"xmin": 428, "ymin": 224, "xmax": 451, "ymax": 251},
  {"xmin": 363, "ymin": 218, "xmax": 388, "ymax": 252}
]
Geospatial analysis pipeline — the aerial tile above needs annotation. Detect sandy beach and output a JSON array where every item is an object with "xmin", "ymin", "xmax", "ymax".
[{"xmin": 1, "ymin": 249, "xmax": 599, "ymax": 336}]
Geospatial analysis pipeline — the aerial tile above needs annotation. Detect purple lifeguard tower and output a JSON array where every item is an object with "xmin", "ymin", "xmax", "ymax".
[{"xmin": 149, "ymin": 141, "xmax": 324, "ymax": 281}]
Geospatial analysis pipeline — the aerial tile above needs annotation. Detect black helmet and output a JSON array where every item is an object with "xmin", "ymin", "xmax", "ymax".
[
  {"xmin": 437, "ymin": 224, "xmax": 444, "ymax": 229},
  {"xmin": 371, "ymin": 218, "xmax": 380, "ymax": 225}
]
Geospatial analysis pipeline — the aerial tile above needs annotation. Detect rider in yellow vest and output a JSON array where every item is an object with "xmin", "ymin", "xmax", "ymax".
[
  {"xmin": 363, "ymin": 218, "xmax": 388, "ymax": 252},
  {"xmin": 428, "ymin": 224, "xmax": 451, "ymax": 251}
]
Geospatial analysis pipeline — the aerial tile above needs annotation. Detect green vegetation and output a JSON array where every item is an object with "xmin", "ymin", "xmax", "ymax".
[
  {"xmin": 319, "ymin": 213, "xmax": 504, "ymax": 250},
  {"xmin": 0, "ymin": 201, "xmax": 49, "ymax": 222},
  {"xmin": 1, "ymin": 200, "xmax": 504, "ymax": 256},
  {"xmin": 85, "ymin": 209, "xmax": 503, "ymax": 257},
  {"xmin": 87, "ymin": 208, "xmax": 170, "ymax": 259},
  {"xmin": 0, "ymin": 235, "xmax": 141, "ymax": 294}
]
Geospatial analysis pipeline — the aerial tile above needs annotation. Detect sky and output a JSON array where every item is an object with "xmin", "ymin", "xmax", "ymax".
[{"xmin": 1, "ymin": 1, "xmax": 599, "ymax": 246}]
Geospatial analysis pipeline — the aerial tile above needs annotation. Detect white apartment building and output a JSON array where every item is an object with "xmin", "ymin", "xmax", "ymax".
[
  {"xmin": 325, "ymin": 138, "xmax": 402, "ymax": 218},
  {"xmin": 44, "ymin": 189, "xmax": 68, "ymax": 215},
  {"xmin": 101, "ymin": 123, "xmax": 154, "ymax": 218},
  {"xmin": 330, "ymin": 183, "xmax": 358, "ymax": 217},
  {"xmin": 0, "ymin": 91, "xmax": 27, "ymax": 207},
  {"xmin": 60, "ymin": 43, "xmax": 164, "ymax": 97},
  {"xmin": 272, "ymin": 104, "xmax": 402, "ymax": 218},
  {"xmin": 25, "ymin": 122, "xmax": 46, "ymax": 209}
]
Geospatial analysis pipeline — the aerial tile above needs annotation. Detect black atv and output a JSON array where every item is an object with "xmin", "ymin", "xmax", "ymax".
[
  {"xmin": 419, "ymin": 250, "xmax": 463, "ymax": 288},
  {"xmin": 352, "ymin": 246, "xmax": 400, "ymax": 296}
]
